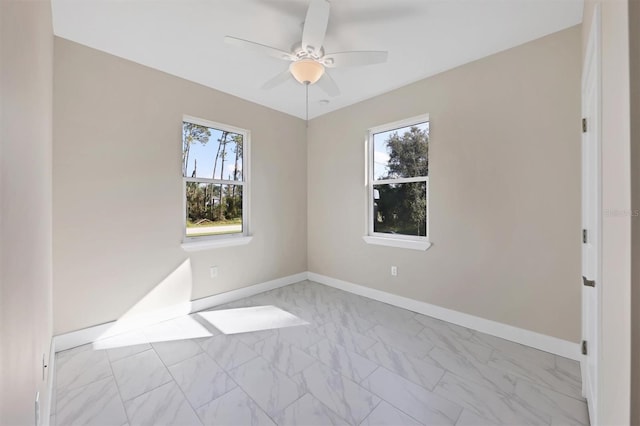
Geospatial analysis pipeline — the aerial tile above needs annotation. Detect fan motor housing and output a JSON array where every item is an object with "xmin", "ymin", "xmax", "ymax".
[{"xmin": 291, "ymin": 42, "xmax": 324, "ymax": 61}]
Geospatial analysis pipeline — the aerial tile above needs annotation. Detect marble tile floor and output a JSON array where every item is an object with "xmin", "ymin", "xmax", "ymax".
[{"xmin": 51, "ymin": 280, "xmax": 589, "ymax": 426}]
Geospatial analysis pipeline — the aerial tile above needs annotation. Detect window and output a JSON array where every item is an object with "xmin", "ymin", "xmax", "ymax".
[
  {"xmin": 182, "ymin": 116, "xmax": 250, "ymax": 246},
  {"xmin": 365, "ymin": 115, "xmax": 431, "ymax": 250}
]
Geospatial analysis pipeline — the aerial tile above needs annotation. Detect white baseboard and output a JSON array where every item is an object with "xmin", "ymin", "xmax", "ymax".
[
  {"xmin": 53, "ymin": 270, "xmax": 580, "ymax": 361},
  {"xmin": 54, "ymin": 272, "xmax": 308, "ymax": 352},
  {"xmin": 55, "ymin": 322, "xmax": 116, "ymax": 353},
  {"xmin": 190, "ymin": 272, "xmax": 308, "ymax": 313},
  {"xmin": 307, "ymin": 272, "xmax": 581, "ymax": 360}
]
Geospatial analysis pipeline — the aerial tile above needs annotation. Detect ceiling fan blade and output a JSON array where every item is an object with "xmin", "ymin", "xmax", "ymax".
[
  {"xmin": 322, "ymin": 51, "xmax": 388, "ymax": 68},
  {"xmin": 224, "ymin": 36, "xmax": 295, "ymax": 61},
  {"xmin": 316, "ymin": 71, "xmax": 340, "ymax": 97},
  {"xmin": 261, "ymin": 69, "xmax": 292, "ymax": 90},
  {"xmin": 302, "ymin": 0, "xmax": 330, "ymax": 55}
]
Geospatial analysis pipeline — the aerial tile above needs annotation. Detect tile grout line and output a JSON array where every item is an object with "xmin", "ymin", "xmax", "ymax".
[
  {"xmin": 356, "ymin": 397, "xmax": 384, "ymax": 426},
  {"xmin": 287, "ymin": 360, "xmax": 361, "ymax": 425},
  {"xmin": 357, "ymin": 365, "xmax": 379, "ymax": 385},
  {"xmin": 434, "ymin": 369, "xmax": 557, "ymax": 425},
  {"xmin": 299, "ymin": 334, "xmax": 380, "ymax": 386},
  {"xmin": 113, "ymin": 350, "xmax": 176, "ymax": 402},
  {"xmin": 451, "ymin": 398, "xmax": 465, "ymax": 426},
  {"xmin": 53, "ymin": 346, "xmax": 120, "ymax": 423},
  {"xmin": 359, "ymin": 365, "xmax": 438, "ymax": 426},
  {"xmin": 105, "ymin": 345, "xmax": 133, "ymax": 426},
  {"xmin": 192, "ymin": 345, "xmax": 240, "ymax": 415},
  {"xmin": 151, "ymin": 341, "xmax": 205, "ymax": 425},
  {"xmin": 485, "ymin": 355, "xmax": 585, "ymax": 401},
  {"xmin": 198, "ymin": 333, "xmax": 261, "ymax": 371},
  {"xmin": 420, "ymin": 342, "xmax": 522, "ymax": 396},
  {"xmin": 512, "ymin": 374, "xmax": 588, "ymax": 404},
  {"xmin": 271, "ymin": 391, "xmax": 310, "ymax": 423},
  {"xmin": 223, "ymin": 352, "xmax": 292, "ymax": 426}
]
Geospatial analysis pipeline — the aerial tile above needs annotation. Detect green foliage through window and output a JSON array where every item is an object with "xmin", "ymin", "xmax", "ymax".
[
  {"xmin": 183, "ymin": 119, "xmax": 245, "ymax": 238},
  {"xmin": 371, "ymin": 121, "xmax": 429, "ymax": 238}
]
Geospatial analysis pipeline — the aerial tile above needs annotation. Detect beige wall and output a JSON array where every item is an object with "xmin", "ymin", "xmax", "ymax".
[
  {"xmin": 629, "ymin": 0, "xmax": 639, "ymax": 423},
  {"xmin": 307, "ymin": 26, "xmax": 582, "ymax": 342},
  {"xmin": 53, "ymin": 38, "xmax": 307, "ymax": 334},
  {"xmin": 0, "ymin": 0, "xmax": 54, "ymax": 424},
  {"xmin": 582, "ymin": 1, "xmax": 632, "ymax": 425}
]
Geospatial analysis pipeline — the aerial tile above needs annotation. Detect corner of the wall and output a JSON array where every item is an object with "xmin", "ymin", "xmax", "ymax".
[
  {"xmin": 52, "ymin": 271, "xmax": 310, "ymax": 353},
  {"xmin": 307, "ymin": 271, "xmax": 581, "ymax": 360}
]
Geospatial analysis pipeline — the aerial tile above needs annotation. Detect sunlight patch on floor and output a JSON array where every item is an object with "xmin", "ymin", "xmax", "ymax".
[{"xmin": 197, "ymin": 305, "xmax": 308, "ymax": 334}]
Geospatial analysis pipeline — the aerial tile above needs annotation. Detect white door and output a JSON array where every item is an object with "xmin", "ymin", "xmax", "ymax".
[{"xmin": 581, "ymin": 5, "xmax": 601, "ymax": 424}]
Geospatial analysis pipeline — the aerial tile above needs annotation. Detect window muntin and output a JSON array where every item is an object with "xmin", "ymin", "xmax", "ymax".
[
  {"xmin": 182, "ymin": 117, "xmax": 249, "ymax": 241},
  {"xmin": 369, "ymin": 116, "xmax": 429, "ymax": 240}
]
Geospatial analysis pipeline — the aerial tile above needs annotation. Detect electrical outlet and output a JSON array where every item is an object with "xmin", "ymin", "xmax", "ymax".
[
  {"xmin": 210, "ymin": 266, "xmax": 218, "ymax": 278},
  {"xmin": 42, "ymin": 354, "xmax": 47, "ymax": 381},
  {"xmin": 391, "ymin": 266, "xmax": 398, "ymax": 276}
]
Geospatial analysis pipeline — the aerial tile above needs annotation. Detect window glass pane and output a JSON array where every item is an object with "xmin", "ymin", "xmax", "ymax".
[
  {"xmin": 182, "ymin": 122, "xmax": 243, "ymax": 181},
  {"xmin": 373, "ymin": 121, "xmax": 429, "ymax": 180},
  {"xmin": 186, "ymin": 183, "xmax": 243, "ymax": 237},
  {"xmin": 373, "ymin": 181, "xmax": 426, "ymax": 237}
]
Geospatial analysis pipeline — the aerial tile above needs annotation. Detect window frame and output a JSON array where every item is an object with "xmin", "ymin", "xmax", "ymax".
[
  {"xmin": 181, "ymin": 115, "xmax": 251, "ymax": 246},
  {"xmin": 366, "ymin": 114, "xmax": 431, "ymax": 248}
]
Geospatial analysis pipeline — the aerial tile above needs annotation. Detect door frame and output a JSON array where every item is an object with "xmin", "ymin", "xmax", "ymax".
[{"xmin": 581, "ymin": 4, "xmax": 602, "ymax": 424}]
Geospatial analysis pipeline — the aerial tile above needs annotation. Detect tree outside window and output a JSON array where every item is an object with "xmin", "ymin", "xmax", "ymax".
[
  {"xmin": 182, "ymin": 117, "xmax": 248, "ymax": 239},
  {"xmin": 370, "ymin": 117, "xmax": 429, "ymax": 239}
]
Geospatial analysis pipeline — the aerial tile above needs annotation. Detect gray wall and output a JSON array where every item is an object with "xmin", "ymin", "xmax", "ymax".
[
  {"xmin": 0, "ymin": 0, "xmax": 54, "ymax": 424},
  {"xmin": 53, "ymin": 38, "xmax": 307, "ymax": 334},
  {"xmin": 307, "ymin": 26, "xmax": 582, "ymax": 342}
]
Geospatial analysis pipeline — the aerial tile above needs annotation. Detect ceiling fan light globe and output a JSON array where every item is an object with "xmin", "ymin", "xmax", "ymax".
[{"xmin": 290, "ymin": 59, "xmax": 325, "ymax": 85}]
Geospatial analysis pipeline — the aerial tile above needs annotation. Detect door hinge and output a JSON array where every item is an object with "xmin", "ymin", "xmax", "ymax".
[
  {"xmin": 582, "ymin": 276, "xmax": 596, "ymax": 287},
  {"xmin": 581, "ymin": 340, "xmax": 588, "ymax": 356},
  {"xmin": 582, "ymin": 229, "xmax": 588, "ymax": 244},
  {"xmin": 582, "ymin": 118, "xmax": 587, "ymax": 133}
]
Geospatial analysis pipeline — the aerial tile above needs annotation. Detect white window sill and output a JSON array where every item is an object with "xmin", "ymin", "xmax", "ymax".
[
  {"xmin": 181, "ymin": 236, "xmax": 253, "ymax": 252},
  {"xmin": 362, "ymin": 236, "xmax": 432, "ymax": 251}
]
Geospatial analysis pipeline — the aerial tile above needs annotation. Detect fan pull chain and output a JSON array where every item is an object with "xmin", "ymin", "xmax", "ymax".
[{"xmin": 305, "ymin": 82, "xmax": 309, "ymax": 126}]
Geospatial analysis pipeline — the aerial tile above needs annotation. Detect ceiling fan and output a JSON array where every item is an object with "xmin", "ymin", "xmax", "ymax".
[{"xmin": 224, "ymin": 0, "xmax": 388, "ymax": 98}]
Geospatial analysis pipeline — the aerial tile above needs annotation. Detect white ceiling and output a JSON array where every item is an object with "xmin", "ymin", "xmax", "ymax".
[{"xmin": 51, "ymin": 0, "xmax": 583, "ymax": 120}]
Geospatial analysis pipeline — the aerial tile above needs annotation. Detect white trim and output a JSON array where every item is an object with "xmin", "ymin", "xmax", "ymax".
[
  {"xmin": 580, "ymin": 5, "xmax": 602, "ymax": 423},
  {"xmin": 181, "ymin": 235, "xmax": 253, "ymax": 251},
  {"xmin": 368, "ymin": 114, "xmax": 430, "ymax": 136},
  {"xmin": 363, "ymin": 236, "xmax": 432, "ymax": 251},
  {"xmin": 54, "ymin": 322, "xmax": 114, "ymax": 353},
  {"xmin": 53, "ymin": 272, "xmax": 307, "ymax": 352},
  {"xmin": 183, "ymin": 115, "xmax": 248, "ymax": 137},
  {"xmin": 43, "ymin": 338, "xmax": 56, "ymax": 426},
  {"xmin": 184, "ymin": 177, "xmax": 245, "ymax": 186},
  {"xmin": 372, "ymin": 176, "xmax": 426, "ymax": 185},
  {"xmin": 307, "ymin": 272, "xmax": 581, "ymax": 360}
]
